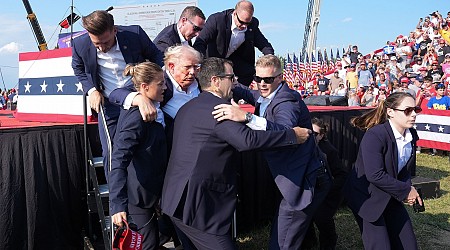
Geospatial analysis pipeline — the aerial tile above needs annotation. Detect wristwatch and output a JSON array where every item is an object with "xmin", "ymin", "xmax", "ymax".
[{"xmin": 244, "ymin": 112, "xmax": 253, "ymax": 123}]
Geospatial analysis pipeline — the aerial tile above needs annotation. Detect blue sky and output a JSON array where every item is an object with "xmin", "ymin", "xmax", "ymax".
[{"xmin": 1, "ymin": 0, "xmax": 449, "ymax": 90}]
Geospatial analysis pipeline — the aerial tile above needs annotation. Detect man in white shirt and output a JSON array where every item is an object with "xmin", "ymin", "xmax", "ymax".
[
  {"xmin": 194, "ymin": 0, "xmax": 274, "ymax": 86},
  {"xmin": 72, "ymin": 10, "xmax": 163, "ymax": 179}
]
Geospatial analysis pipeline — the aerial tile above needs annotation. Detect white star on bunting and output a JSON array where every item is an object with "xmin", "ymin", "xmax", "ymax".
[
  {"xmin": 425, "ymin": 124, "xmax": 430, "ymax": 130},
  {"xmin": 24, "ymin": 81, "xmax": 32, "ymax": 93},
  {"xmin": 40, "ymin": 80, "xmax": 48, "ymax": 93},
  {"xmin": 75, "ymin": 82, "xmax": 83, "ymax": 92},
  {"xmin": 56, "ymin": 79, "xmax": 65, "ymax": 92},
  {"xmin": 438, "ymin": 126, "xmax": 444, "ymax": 132}
]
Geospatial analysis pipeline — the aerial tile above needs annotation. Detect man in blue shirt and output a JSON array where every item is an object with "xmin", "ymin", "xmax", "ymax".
[{"xmin": 427, "ymin": 83, "xmax": 450, "ymax": 110}]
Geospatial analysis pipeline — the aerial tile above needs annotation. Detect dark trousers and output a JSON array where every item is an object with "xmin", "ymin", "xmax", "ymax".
[
  {"xmin": 303, "ymin": 188, "xmax": 344, "ymax": 250},
  {"xmin": 98, "ymin": 99, "xmax": 120, "ymax": 182},
  {"xmin": 171, "ymin": 216, "xmax": 236, "ymax": 250},
  {"xmin": 269, "ymin": 172, "xmax": 332, "ymax": 250},
  {"xmin": 353, "ymin": 198, "xmax": 418, "ymax": 250},
  {"xmin": 128, "ymin": 205, "xmax": 159, "ymax": 250}
]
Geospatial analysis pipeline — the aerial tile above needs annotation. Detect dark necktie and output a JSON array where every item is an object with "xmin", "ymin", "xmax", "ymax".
[
  {"xmin": 254, "ymin": 102, "xmax": 261, "ymax": 116},
  {"xmin": 188, "ymin": 40, "xmax": 193, "ymax": 46}
]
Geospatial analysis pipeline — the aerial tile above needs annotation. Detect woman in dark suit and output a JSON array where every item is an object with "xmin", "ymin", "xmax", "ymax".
[
  {"xmin": 345, "ymin": 92, "xmax": 423, "ymax": 249},
  {"xmin": 109, "ymin": 62, "xmax": 167, "ymax": 250}
]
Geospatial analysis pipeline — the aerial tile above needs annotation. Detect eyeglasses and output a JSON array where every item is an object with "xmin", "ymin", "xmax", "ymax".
[
  {"xmin": 187, "ymin": 19, "xmax": 203, "ymax": 32},
  {"xmin": 392, "ymin": 106, "xmax": 422, "ymax": 116},
  {"xmin": 216, "ymin": 73, "xmax": 236, "ymax": 81},
  {"xmin": 253, "ymin": 73, "xmax": 282, "ymax": 84},
  {"xmin": 235, "ymin": 12, "xmax": 252, "ymax": 26}
]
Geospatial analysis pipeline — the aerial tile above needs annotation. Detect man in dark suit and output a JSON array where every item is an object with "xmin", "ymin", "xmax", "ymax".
[
  {"xmin": 71, "ymin": 10, "xmax": 163, "ymax": 178},
  {"xmin": 213, "ymin": 55, "xmax": 332, "ymax": 249},
  {"xmin": 108, "ymin": 44, "xmax": 203, "ymax": 248},
  {"xmin": 193, "ymin": 0, "xmax": 274, "ymax": 86},
  {"xmin": 161, "ymin": 57, "xmax": 311, "ymax": 250},
  {"xmin": 153, "ymin": 6, "xmax": 205, "ymax": 53}
]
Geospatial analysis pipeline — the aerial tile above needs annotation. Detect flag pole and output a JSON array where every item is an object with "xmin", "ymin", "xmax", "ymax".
[
  {"xmin": 70, "ymin": 0, "xmax": 74, "ymax": 45},
  {"xmin": 0, "ymin": 67, "xmax": 6, "ymax": 90}
]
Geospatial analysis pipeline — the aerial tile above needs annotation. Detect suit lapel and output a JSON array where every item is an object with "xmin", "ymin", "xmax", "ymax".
[
  {"xmin": 224, "ymin": 12, "xmax": 233, "ymax": 55},
  {"xmin": 384, "ymin": 122, "xmax": 399, "ymax": 178},
  {"xmin": 117, "ymin": 30, "xmax": 133, "ymax": 63}
]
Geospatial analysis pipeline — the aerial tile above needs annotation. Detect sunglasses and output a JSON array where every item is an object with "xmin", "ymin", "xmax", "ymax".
[
  {"xmin": 253, "ymin": 73, "xmax": 282, "ymax": 84},
  {"xmin": 313, "ymin": 131, "xmax": 320, "ymax": 136},
  {"xmin": 216, "ymin": 73, "xmax": 236, "ymax": 81},
  {"xmin": 392, "ymin": 106, "xmax": 422, "ymax": 116},
  {"xmin": 187, "ymin": 19, "xmax": 203, "ymax": 32},
  {"xmin": 235, "ymin": 12, "xmax": 252, "ymax": 26}
]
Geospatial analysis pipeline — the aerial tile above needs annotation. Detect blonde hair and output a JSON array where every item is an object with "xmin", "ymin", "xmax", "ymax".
[
  {"xmin": 123, "ymin": 62, "xmax": 163, "ymax": 90},
  {"xmin": 163, "ymin": 45, "xmax": 202, "ymax": 68},
  {"xmin": 255, "ymin": 55, "xmax": 282, "ymax": 75}
]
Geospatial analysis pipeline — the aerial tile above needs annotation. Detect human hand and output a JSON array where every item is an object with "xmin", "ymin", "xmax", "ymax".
[
  {"xmin": 132, "ymin": 94, "xmax": 157, "ymax": 122},
  {"xmin": 89, "ymin": 90, "xmax": 104, "ymax": 113},
  {"xmin": 212, "ymin": 99, "xmax": 247, "ymax": 122},
  {"xmin": 112, "ymin": 211, "xmax": 127, "ymax": 227},
  {"xmin": 405, "ymin": 186, "xmax": 423, "ymax": 206},
  {"xmin": 292, "ymin": 127, "xmax": 312, "ymax": 144}
]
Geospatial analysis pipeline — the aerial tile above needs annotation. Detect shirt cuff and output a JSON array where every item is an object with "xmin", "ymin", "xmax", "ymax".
[
  {"xmin": 123, "ymin": 92, "xmax": 139, "ymax": 110},
  {"xmin": 246, "ymin": 114, "xmax": 267, "ymax": 131},
  {"xmin": 87, "ymin": 87, "xmax": 96, "ymax": 96}
]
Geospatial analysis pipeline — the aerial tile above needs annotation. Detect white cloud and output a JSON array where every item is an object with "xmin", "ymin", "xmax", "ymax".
[
  {"xmin": 0, "ymin": 42, "xmax": 20, "ymax": 54},
  {"xmin": 341, "ymin": 17, "xmax": 352, "ymax": 23}
]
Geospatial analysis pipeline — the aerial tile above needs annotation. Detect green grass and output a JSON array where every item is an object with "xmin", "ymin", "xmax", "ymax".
[{"xmin": 236, "ymin": 153, "xmax": 450, "ymax": 249}]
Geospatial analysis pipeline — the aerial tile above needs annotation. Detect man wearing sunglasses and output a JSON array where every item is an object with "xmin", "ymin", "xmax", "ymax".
[
  {"xmin": 153, "ymin": 6, "xmax": 205, "ymax": 54},
  {"xmin": 213, "ymin": 55, "xmax": 331, "ymax": 249},
  {"xmin": 193, "ymin": 0, "xmax": 274, "ymax": 86}
]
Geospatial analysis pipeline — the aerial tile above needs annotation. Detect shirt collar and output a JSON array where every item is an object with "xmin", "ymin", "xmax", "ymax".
[
  {"xmin": 165, "ymin": 69, "xmax": 199, "ymax": 93},
  {"xmin": 177, "ymin": 25, "xmax": 187, "ymax": 43},
  {"xmin": 96, "ymin": 36, "xmax": 119, "ymax": 53},
  {"xmin": 389, "ymin": 120, "xmax": 413, "ymax": 142},
  {"xmin": 256, "ymin": 83, "xmax": 283, "ymax": 103}
]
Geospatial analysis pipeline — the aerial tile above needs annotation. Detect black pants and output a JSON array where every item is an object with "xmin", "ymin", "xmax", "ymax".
[{"xmin": 128, "ymin": 205, "xmax": 159, "ymax": 250}]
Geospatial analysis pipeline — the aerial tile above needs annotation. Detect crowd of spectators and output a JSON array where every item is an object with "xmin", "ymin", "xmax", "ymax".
[
  {"xmin": 0, "ymin": 88, "xmax": 17, "ymax": 110},
  {"xmin": 289, "ymin": 10, "xmax": 450, "ymax": 110}
]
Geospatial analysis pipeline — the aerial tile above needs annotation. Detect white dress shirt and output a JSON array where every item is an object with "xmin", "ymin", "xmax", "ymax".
[
  {"xmin": 389, "ymin": 120, "xmax": 413, "ymax": 174},
  {"xmin": 246, "ymin": 84, "xmax": 283, "ymax": 131},
  {"xmin": 162, "ymin": 70, "xmax": 200, "ymax": 118},
  {"xmin": 88, "ymin": 37, "xmax": 135, "ymax": 108},
  {"xmin": 225, "ymin": 17, "xmax": 247, "ymax": 58}
]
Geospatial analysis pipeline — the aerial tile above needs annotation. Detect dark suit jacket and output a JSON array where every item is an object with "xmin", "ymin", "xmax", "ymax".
[
  {"xmin": 344, "ymin": 122, "xmax": 419, "ymax": 222},
  {"xmin": 161, "ymin": 92, "xmax": 298, "ymax": 235},
  {"xmin": 72, "ymin": 25, "xmax": 163, "ymax": 100},
  {"xmin": 193, "ymin": 9, "xmax": 274, "ymax": 85},
  {"xmin": 109, "ymin": 107, "xmax": 167, "ymax": 215},
  {"xmin": 233, "ymin": 82, "xmax": 321, "ymax": 210},
  {"xmin": 153, "ymin": 24, "xmax": 182, "ymax": 53}
]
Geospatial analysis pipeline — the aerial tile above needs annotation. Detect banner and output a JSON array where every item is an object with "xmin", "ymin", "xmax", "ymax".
[
  {"xmin": 16, "ymin": 48, "xmax": 94, "ymax": 123},
  {"xmin": 415, "ymin": 109, "xmax": 450, "ymax": 151}
]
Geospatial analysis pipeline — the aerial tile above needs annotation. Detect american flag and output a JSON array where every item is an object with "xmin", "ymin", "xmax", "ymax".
[
  {"xmin": 16, "ymin": 48, "xmax": 94, "ymax": 122},
  {"xmin": 310, "ymin": 52, "xmax": 318, "ymax": 73},
  {"xmin": 329, "ymin": 48, "xmax": 335, "ymax": 69},
  {"xmin": 415, "ymin": 109, "xmax": 450, "ymax": 151}
]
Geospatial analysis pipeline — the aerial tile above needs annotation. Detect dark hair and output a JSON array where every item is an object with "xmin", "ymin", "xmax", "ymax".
[
  {"xmin": 82, "ymin": 10, "xmax": 114, "ymax": 35},
  {"xmin": 123, "ymin": 62, "xmax": 163, "ymax": 91},
  {"xmin": 311, "ymin": 117, "xmax": 328, "ymax": 140},
  {"xmin": 350, "ymin": 92, "xmax": 415, "ymax": 130},
  {"xmin": 197, "ymin": 57, "xmax": 233, "ymax": 89},
  {"xmin": 436, "ymin": 83, "xmax": 446, "ymax": 90},
  {"xmin": 180, "ymin": 6, "xmax": 206, "ymax": 21}
]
